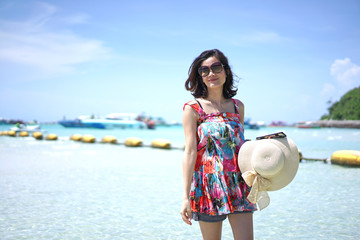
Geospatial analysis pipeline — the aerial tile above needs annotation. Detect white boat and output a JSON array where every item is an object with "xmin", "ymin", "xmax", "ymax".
[
  {"xmin": 10, "ymin": 124, "xmax": 44, "ymax": 133},
  {"xmin": 81, "ymin": 113, "xmax": 146, "ymax": 129}
]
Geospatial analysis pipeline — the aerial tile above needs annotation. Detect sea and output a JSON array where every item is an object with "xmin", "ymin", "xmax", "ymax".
[{"xmin": 0, "ymin": 124, "xmax": 360, "ymax": 240}]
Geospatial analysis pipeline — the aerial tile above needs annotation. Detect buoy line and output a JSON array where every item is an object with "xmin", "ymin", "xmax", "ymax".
[
  {"xmin": 1, "ymin": 131, "xmax": 359, "ymax": 163},
  {"xmin": 0, "ymin": 130, "xmax": 186, "ymax": 150}
]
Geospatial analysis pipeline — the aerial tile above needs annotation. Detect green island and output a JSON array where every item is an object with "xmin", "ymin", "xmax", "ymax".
[
  {"xmin": 313, "ymin": 86, "xmax": 360, "ymax": 128},
  {"xmin": 321, "ymin": 86, "xmax": 360, "ymax": 120}
]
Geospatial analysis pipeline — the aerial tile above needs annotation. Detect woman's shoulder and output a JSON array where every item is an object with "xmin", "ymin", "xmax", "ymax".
[
  {"xmin": 184, "ymin": 99, "xmax": 198, "ymax": 105},
  {"xmin": 232, "ymin": 98, "xmax": 244, "ymax": 108},
  {"xmin": 183, "ymin": 100, "xmax": 198, "ymax": 110},
  {"xmin": 183, "ymin": 100, "xmax": 200, "ymax": 121}
]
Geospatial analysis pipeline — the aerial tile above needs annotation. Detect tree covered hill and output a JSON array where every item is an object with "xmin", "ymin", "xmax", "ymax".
[{"xmin": 321, "ymin": 86, "xmax": 360, "ymax": 120}]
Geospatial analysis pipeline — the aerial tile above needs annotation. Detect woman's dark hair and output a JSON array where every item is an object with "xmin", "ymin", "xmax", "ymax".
[{"xmin": 185, "ymin": 49, "xmax": 237, "ymax": 99}]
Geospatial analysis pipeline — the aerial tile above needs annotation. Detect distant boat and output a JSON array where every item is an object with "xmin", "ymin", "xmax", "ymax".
[
  {"xmin": 10, "ymin": 123, "xmax": 45, "ymax": 133},
  {"xmin": 59, "ymin": 115, "xmax": 106, "ymax": 129},
  {"xmin": 81, "ymin": 113, "xmax": 146, "ymax": 129},
  {"xmin": 296, "ymin": 121, "xmax": 321, "ymax": 129},
  {"xmin": 59, "ymin": 119, "xmax": 106, "ymax": 129},
  {"xmin": 269, "ymin": 121, "xmax": 288, "ymax": 127},
  {"xmin": 244, "ymin": 118, "xmax": 260, "ymax": 129}
]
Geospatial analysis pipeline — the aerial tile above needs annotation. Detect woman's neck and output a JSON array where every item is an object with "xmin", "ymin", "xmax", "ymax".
[{"xmin": 204, "ymin": 88, "xmax": 225, "ymax": 105}]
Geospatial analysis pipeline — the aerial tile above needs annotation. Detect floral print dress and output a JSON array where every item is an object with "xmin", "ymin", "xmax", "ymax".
[{"xmin": 184, "ymin": 99, "xmax": 257, "ymax": 216}]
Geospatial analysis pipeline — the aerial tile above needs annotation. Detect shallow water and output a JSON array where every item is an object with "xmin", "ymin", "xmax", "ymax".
[{"xmin": 1, "ymin": 125, "xmax": 359, "ymax": 239}]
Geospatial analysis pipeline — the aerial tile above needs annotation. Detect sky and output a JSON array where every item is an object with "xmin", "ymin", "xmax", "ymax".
[{"xmin": 0, "ymin": 0, "xmax": 359, "ymax": 124}]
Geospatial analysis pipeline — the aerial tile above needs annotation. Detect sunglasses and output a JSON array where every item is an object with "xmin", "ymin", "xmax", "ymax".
[
  {"xmin": 256, "ymin": 132, "xmax": 287, "ymax": 140},
  {"xmin": 198, "ymin": 62, "xmax": 224, "ymax": 77}
]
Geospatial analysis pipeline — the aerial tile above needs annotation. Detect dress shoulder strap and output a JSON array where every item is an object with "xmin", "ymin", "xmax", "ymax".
[
  {"xmin": 195, "ymin": 99, "xmax": 204, "ymax": 110},
  {"xmin": 232, "ymin": 99, "xmax": 240, "ymax": 114},
  {"xmin": 183, "ymin": 100, "xmax": 205, "ymax": 116}
]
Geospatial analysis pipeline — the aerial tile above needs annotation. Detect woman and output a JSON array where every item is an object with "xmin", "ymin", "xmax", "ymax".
[{"xmin": 180, "ymin": 49, "xmax": 256, "ymax": 240}]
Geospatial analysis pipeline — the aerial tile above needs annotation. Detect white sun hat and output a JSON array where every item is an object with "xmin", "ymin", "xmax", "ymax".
[{"xmin": 238, "ymin": 136, "xmax": 300, "ymax": 210}]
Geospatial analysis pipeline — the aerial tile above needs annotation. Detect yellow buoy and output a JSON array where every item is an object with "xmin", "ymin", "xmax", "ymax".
[
  {"xmin": 32, "ymin": 131, "xmax": 43, "ymax": 140},
  {"xmin": 2, "ymin": 131, "xmax": 9, "ymax": 136},
  {"xmin": 151, "ymin": 139, "xmax": 171, "ymax": 149},
  {"xmin": 331, "ymin": 150, "xmax": 360, "ymax": 167},
  {"xmin": 8, "ymin": 130, "xmax": 16, "ymax": 137},
  {"xmin": 102, "ymin": 135, "xmax": 117, "ymax": 144},
  {"xmin": 70, "ymin": 134, "xmax": 82, "ymax": 141},
  {"xmin": 125, "ymin": 137, "xmax": 143, "ymax": 147},
  {"xmin": 82, "ymin": 134, "xmax": 96, "ymax": 143},
  {"xmin": 46, "ymin": 133, "xmax": 58, "ymax": 141},
  {"xmin": 19, "ymin": 131, "xmax": 29, "ymax": 137}
]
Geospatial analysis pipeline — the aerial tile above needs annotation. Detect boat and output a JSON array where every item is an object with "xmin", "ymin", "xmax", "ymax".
[
  {"xmin": 81, "ymin": 113, "xmax": 147, "ymax": 129},
  {"xmin": 9, "ymin": 123, "xmax": 45, "ymax": 133},
  {"xmin": 296, "ymin": 121, "xmax": 321, "ymax": 129},
  {"xmin": 135, "ymin": 115, "xmax": 157, "ymax": 129},
  {"xmin": 59, "ymin": 119, "xmax": 106, "ymax": 129},
  {"xmin": 244, "ymin": 118, "xmax": 260, "ymax": 129},
  {"xmin": 59, "ymin": 115, "xmax": 106, "ymax": 129},
  {"xmin": 269, "ymin": 121, "xmax": 288, "ymax": 127}
]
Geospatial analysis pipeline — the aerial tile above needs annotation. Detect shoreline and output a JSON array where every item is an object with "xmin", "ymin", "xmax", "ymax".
[{"xmin": 313, "ymin": 120, "xmax": 360, "ymax": 129}]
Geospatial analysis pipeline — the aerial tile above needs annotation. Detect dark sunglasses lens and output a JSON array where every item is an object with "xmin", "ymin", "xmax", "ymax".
[
  {"xmin": 199, "ymin": 67, "xmax": 210, "ymax": 77},
  {"xmin": 211, "ymin": 63, "xmax": 223, "ymax": 73}
]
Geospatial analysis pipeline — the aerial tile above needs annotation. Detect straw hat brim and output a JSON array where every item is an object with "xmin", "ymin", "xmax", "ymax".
[{"xmin": 238, "ymin": 137, "xmax": 299, "ymax": 191}]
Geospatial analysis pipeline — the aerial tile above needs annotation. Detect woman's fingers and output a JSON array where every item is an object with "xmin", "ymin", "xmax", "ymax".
[{"xmin": 180, "ymin": 209, "xmax": 192, "ymax": 225}]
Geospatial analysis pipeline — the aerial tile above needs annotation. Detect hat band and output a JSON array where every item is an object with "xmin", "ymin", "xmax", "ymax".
[{"xmin": 242, "ymin": 170, "xmax": 271, "ymax": 210}]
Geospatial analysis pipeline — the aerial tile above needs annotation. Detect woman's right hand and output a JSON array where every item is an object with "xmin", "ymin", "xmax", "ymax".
[{"xmin": 180, "ymin": 199, "xmax": 192, "ymax": 225}]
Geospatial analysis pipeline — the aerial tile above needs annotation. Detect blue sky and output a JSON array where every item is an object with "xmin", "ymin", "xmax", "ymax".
[{"xmin": 1, "ymin": 0, "xmax": 359, "ymax": 124}]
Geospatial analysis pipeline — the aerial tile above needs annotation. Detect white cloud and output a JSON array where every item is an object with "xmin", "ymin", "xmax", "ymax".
[
  {"xmin": 330, "ymin": 58, "xmax": 360, "ymax": 88},
  {"xmin": 0, "ymin": 30, "xmax": 110, "ymax": 72},
  {"xmin": 0, "ymin": 2, "xmax": 111, "ymax": 74},
  {"xmin": 322, "ymin": 58, "xmax": 360, "ymax": 101}
]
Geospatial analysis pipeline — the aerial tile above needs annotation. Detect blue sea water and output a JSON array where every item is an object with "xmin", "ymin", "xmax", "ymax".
[{"xmin": 0, "ymin": 124, "xmax": 360, "ymax": 239}]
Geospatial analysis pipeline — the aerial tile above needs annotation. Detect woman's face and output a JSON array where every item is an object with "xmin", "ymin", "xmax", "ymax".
[{"xmin": 200, "ymin": 56, "xmax": 227, "ymax": 90}]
